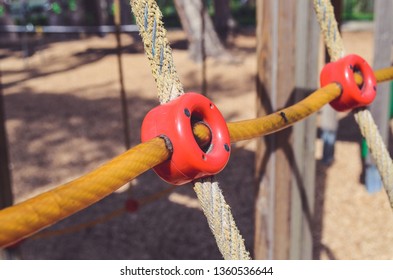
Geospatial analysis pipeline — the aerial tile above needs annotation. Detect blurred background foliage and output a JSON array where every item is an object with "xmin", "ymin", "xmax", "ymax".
[{"xmin": 0, "ymin": 0, "xmax": 374, "ymax": 28}]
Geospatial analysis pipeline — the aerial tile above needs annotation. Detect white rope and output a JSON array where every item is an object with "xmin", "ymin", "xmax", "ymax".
[
  {"xmin": 194, "ymin": 178, "xmax": 251, "ymax": 259},
  {"xmin": 313, "ymin": 0, "xmax": 393, "ymax": 208},
  {"xmin": 130, "ymin": 0, "xmax": 251, "ymax": 259}
]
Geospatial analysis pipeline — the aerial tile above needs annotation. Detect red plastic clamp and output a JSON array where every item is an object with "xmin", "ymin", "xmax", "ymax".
[
  {"xmin": 141, "ymin": 93, "xmax": 231, "ymax": 185},
  {"xmin": 320, "ymin": 54, "xmax": 376, "ymax": 112}
]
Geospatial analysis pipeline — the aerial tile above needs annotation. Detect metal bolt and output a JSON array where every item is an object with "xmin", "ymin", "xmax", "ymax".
[
  {"xmin": 184, "ymin": 108, "xmax": 191, "ymax": 117},
  {"xmin": 224, "ymin": 143, "xmax": 230, "ymax": 152}
]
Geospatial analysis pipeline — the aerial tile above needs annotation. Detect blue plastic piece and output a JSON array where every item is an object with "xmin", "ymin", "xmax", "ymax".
[
  {"xmin": 365, "ymin": 164, "xmax": 383, "ymax": 193},
  {"xmin": 321, "ymin": 130, "xmax": 336, "ymax": 166}
]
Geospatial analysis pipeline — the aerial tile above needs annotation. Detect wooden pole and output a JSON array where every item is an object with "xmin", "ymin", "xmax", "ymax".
[
  {"xmin": 114, "ymin": 0, "xmax": 131, "ymax": 150},
  {"xmin": 0, "ymin": 69, "xmax": 12, "ymax": 211},
  {"xmin": 364, "ymin": 0, "xmax": 393, "ymax": 192},
  {"xmin": 254, "ymin": 0, "xmax": 319, "ymax": 259},
  {"xmin": 201, "ymin": 0, "xmax": 207, "ymax": 95},
  {"xmin": 290, "ymin": 1, "xmax": 319, "ymax": 259},
  {"xmin": 0, "ymin": 68, "xmax": 15, "ymax": 259}
]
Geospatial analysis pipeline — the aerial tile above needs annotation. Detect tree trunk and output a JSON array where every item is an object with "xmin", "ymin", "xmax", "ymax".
[
  {"xmin": 173, "ymin": 0, "xmax": 228, "ymax": 61},
  {"xmin": 213, "ymin": 0, "xmax": 234, "ymax": 43},
  {"xmin": 82, "ymin": 0, "xmax": 106, "ymax": 26},
  {"xmin": 120, "ymin": 0, "xmax": 133, "ymax": 24}
]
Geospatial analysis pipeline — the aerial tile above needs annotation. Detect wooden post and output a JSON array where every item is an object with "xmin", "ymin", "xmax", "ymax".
[
  {"xmin": 0, "ymin": 69, "xmax": 14, "ymax": 259},
  {"xmin": 254, "ymin": 0, "xmax": 319, "ymax": 259},
  {"xmin": 364, "ymin": 0, "xmax": 393, "ymax": 192},
  {"xmin": 290, "ymin": 1, "xmax": 319, "ymax": 260},
  {"xmin": 0, "ymin": 70, "xmax": 12, "ymax": 212},
  {"xmin": 114, "ymin": 0, "xmax": 131, "ymax": 150}
]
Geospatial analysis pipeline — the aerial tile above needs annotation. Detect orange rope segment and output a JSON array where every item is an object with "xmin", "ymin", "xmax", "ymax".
[
  {"xmin": 227, "ymin": 83, "xmax": 341, "ymax": 142},
  {"xmin": 193, "ymin": 66, "xmax": 393, "ymax": 143},
  {"xmin": 0, "ymin": 137, "xmax": 170, "ymax": 247},
  {"xmin": 190, "ymin": 83, "xmax": 341, "ymax": 143}
]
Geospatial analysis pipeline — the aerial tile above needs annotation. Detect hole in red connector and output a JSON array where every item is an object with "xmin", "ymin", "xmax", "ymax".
[
  {"xmin": 191, "ymin": 112, "xmax": 212, "ymax": 154},
  {"xmin": 351, "ymin": 64, "xmax": 364, "ymax": 91}
]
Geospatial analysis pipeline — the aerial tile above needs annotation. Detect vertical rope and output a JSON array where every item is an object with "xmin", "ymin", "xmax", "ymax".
[
  {"xmin": 354, "ymin": 110, "xmax": 393, "ymax": 207},
  {"xmin": 130, "ymin": 0, "xmax": 250, "ymax": 259},
  {"xmin": 130, "ymin": 0, "xmax": 184, "ymax": 103},
  {"xmin": 313, "ymin": 0, "xmax": 393, "ymax": 208},
  {"xmin": 194, "ymin": 178, "xmax": 251, "ymax": 259},
  {"xmin": 313, "ymin": 0, "xmax": 344, "ymax": 62}
]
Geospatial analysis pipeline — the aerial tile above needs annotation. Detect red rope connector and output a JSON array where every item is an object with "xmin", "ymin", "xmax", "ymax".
[
  {"xmin": 141, "ymin": 93, "xmax": 231, "ymax": 185},
  {"xmin": 320, "ymin": 54, "xmax": 377, "ymax": 111}
]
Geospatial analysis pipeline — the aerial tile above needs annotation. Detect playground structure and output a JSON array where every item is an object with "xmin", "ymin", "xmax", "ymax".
[{"xmin": 0, "ymin": 0, "xmax": 393, "ymax": 259}]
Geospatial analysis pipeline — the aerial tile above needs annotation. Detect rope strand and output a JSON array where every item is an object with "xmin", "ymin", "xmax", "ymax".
[
  {"xmin": 194, "ymin": 178, "xmax": 251, "ymax": 259},
  {"xmin": 130, "ymin": 0, "xmax": 183, "ymax": 103}
]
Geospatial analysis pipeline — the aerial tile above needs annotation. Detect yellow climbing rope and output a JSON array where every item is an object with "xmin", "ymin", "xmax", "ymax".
[
  {"xmin": 195, "ymin": 67, "xmax": 393, "ymax": 143},
  {"xmin": 1, "ymin": 66, "xmax": 392, "ymax": 248},
  {"xmin": 0, "ymin": 137, "xmax": 169, "ymax": 247}
]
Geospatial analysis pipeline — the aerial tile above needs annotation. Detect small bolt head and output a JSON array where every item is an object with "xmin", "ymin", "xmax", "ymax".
[{"xmin": 184, "ymin": 108, "xmax": 191, "ymax": 117}]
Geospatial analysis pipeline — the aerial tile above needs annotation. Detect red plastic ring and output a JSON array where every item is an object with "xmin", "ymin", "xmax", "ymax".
[
  {"xmin": 320, "ymin": 54, "xmax": 376, "ymax": 112},
  {"xmin": 141, "ymin": 93, "xmax": 231, "ymax": 185}
]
